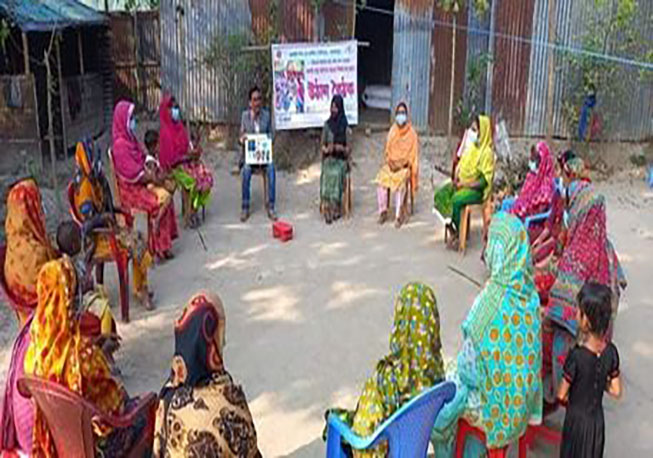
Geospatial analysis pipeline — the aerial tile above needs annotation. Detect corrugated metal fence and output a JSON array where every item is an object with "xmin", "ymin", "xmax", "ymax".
[
  {"xmin": 110, "ymin": 11, "xmax": 161, "ymax": 113},
  {"xmin": 160, "ymin": 0, "xmax": 252, "ymax": 123}
]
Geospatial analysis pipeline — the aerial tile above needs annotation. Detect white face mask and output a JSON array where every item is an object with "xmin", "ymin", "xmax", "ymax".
[
  {"xmin": 396, "ymin": 113, "xmax": 407, "ymax": 126},
  {"xmin": 467, "ymin": 129, "xmax": 479, "ymax": 146},
  {"xmin": 528, "ymin": 160, "xmax": 538, "ymax": 173}
]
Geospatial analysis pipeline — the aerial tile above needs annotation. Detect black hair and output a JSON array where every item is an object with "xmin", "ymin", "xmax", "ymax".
[
  {"xmin": 144, "ymin": 130, "xmax": 159, "ymax": 150},
  {"xmin": 396, "ymin": 102, "xmax": 408, "ymax": 113},
  {"xmin": 471, "ymin": 114, "xmax": 481, "ymax": 129},
  {"xmin": 558, "ymin": 149, "xmax": 577, "ymax": 167},
  {"xmin": 249, "ymin": 86, "xmax": 261, "ymax": 101},
  {"xmin": 57, "ymin": 220, "xmax": 82, "ymax": 257},
  {"xmin": 577, "ymin": 282, "xmax": 613, "ymax": 337}
]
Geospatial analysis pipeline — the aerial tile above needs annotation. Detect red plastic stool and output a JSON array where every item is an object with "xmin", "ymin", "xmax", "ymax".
[
  {"xmin": 455, "ymin": 418, "xmax": 508, "ymax": 458},
  {"xmin": 518, "ymin": 423, "xmax": 562, "ymax": 457},
  {"xmin": 272, "ymin": 220, "xmax": 293, "ymax": 242}
]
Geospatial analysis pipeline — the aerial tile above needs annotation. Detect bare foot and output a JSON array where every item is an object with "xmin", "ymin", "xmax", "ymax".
[
  {"xmin": 378, "ymin": 211, "xmax": 388, "ymax": 225},
  {"xmin": 139, "ymin": 291, "xmax": 156, "ymax": 311}
]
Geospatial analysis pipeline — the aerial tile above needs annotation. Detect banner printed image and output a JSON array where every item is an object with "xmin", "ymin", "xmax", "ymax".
[{"xmin": 274, "ymin": 60, "xmax": 305, "ymax": 115}]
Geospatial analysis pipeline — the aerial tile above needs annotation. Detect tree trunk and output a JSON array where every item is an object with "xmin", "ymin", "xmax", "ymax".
[
  {"xmin": 45, "ymin": 45, "xmax": 56, "ymax": 191},
  {"xmin": 447, "ymin": 14, "xmax": 457, "ymax": 137}
]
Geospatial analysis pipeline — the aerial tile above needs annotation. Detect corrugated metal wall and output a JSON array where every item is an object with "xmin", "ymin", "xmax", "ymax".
[
  {"xmin": 160, "ymin": 0, "xmax": 251, "ymax": 123},
  {"xmin": 428, "ymin": 6, "xmax": 467, "ymax": 134},
  {"xmin": 392, "ymin": 0, "xmax": 434, "ymax": 129}
]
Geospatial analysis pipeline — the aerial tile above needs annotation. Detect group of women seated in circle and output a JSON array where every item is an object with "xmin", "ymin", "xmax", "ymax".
[{"xmin": 1, "ymin": 96, "xmax": 624, "ymax": 456}]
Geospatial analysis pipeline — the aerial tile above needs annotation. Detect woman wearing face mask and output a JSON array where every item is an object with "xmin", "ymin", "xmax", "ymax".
[
  {"xmin": 374, "ymin": 102, "xmax": 419, "ymax": 228},
  {"xmin": 434, "ymin": 115, "xmax": 495, "ymax": 247},
  {"xmin": 111, "ymin": 100, "xmax": 178, "ymax": 260},
  {"xmin": 508, "ymin": 142, "xmax": 556, "ymax": 241},
  {"xmin": 159, "ymin": 94, "xmax": 214, "ymax": 228},
  {"xmin": 320, "ymin": 95, "xmax": 351, "ymax": 224},
  {"xmin": 540, "ymin": 162, "xmax": 626, "ymax": 408}
]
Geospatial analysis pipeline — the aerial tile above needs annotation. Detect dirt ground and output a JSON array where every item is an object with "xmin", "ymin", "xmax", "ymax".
[{"xmin": 1, "ymin": 133, "xmax": 652, "ymax": 457}]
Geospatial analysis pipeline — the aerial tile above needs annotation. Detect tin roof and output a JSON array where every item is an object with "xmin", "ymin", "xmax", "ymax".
[{"xmin": 0, "ymin": 0, "xmax": 107, "ymax": 32}]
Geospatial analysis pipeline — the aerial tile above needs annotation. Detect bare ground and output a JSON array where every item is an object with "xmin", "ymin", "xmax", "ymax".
[{"xmin": 1, "ymin": 133, "xmax": 652, "ymax": 457}]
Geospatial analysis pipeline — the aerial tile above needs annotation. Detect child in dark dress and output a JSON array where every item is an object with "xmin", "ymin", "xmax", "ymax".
[{"xmin": 557, "ymin": 282, "xmax": 622, "ymax": 458}]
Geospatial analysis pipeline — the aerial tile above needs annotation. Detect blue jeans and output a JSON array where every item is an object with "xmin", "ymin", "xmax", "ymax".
[{"xmin": 242, "ymin": 164, "xmax": 276, "ymax": 211}]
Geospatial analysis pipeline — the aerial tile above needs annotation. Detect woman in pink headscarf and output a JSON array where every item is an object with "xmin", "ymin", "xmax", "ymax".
[
  {"xmin": 159, "ymin": 94, "xmax": 213, "ymax": 228},
  {"xmin": 111, "ymin": 100, "xmax": 178, "ymax": 260},
  {"xmin": 509, "ymin": 141, "xmax": 556, "ymax": 240}
]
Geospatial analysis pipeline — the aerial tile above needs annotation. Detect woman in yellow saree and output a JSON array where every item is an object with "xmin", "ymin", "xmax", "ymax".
[
  {"xmin": 3, "ymin": 178, "xmax": 57, "ymax": 325},
  {"xmin": 433, "ymin": 115, "xmax": 494, "ymax": 246}
]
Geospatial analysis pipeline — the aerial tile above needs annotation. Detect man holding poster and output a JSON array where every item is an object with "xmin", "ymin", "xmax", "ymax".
[{"xmin": 239, "ymin": 86, "xmax": 277, "ymax": 222}]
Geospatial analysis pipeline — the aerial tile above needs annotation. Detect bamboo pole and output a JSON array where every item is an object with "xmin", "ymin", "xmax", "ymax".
[
  {"xmin": 22, "ymin": 32, "xmax": 29, "ymax": 74},
  {"xmin": 545, "ymin": 0, "xmax": 557, "ymax": 140},
  {"xmin": 78, "ymin": 30, "xmax": 85, "ymax": 74},
  {"xmin": 45, "ymin": 43, "xmax": 57, "ymax": 190},
  {"xmin": 447, "ymin": 13, "xmax": 457, "ymax": 137}
]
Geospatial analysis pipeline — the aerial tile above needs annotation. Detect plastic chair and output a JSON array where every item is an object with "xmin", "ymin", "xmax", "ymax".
[
  {"xmin": 385, "ymin": 169, "xmax": 414, "ymax": 220},
  {"xmin": 17, "ymin": 376, "xmax": 156, "ymax": 458},
  {"xmin": 320, "ymin": 161, "xmax": 353, "ymax": 219},
  {"xmin": 518, "ymin": 423, "xmax": 561, "ymax": 457},
  {"xmin": 326, "ymin": 381, "xmax": 456, "ymax": 458},
  {"xmin": 454, "ymin": 198, "xmax": 493, "ymax": 255},
  {"xmin": 66, "ymin": 182, "xmax": 132, "ymax": 323},
  {"xmin": 251, "ymin": 166, "xmax": 271, "ymax": 213}
]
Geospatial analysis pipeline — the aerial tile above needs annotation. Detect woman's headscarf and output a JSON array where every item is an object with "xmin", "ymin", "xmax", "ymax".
[
  {"xmin": 73, "ymin": 142, "xmax": 103, "ymax": 218},
  {"xmin": 4, "ymin": 178, "xmax": 57, "ymax": 311},
  {"xmin": 462, "ymin": 212, "xmax": 542, "ymax": 448},
  {"xmin": 510, "ymin": 142, "xmax": 555, "ymax": 220},
  {"xmin": 547, "ymin": 180, "xmax": 624, "ymax": 334},
  {"xmin": 163, "ymin": 292, "xmax": 225, "ymax": 395},
  {"xmin": 457, "ymin": 115, "xmax": 495, "ymax": 200},
  {"xmin": 112, "ymin": 101, "xmax": 145, "ymax": 183},
  {"xmin": 158, "ymin": 94, "xmax": 190, "ymax": 171},
  {"xmin": 327, "ymin": 95, "xmax": 348, "ymax": 145},
  {"xmin": 351, "ymin": 282, "xmax": 444, "ymax": 438},
  {"xmin": 24, "ymin": 257, "xmax": 124, "ymax": 457},
  {"xmin": 386, "ymin": 102, "xmax": 420, "ymax": 191}
]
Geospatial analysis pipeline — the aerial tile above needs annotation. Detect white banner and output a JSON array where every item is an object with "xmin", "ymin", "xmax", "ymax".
[{"xmin": 272, "ymin": 40, "xmax": 358, "ymax": 130}]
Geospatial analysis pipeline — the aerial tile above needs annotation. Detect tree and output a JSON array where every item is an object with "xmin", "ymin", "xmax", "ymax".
[
  {"xmin": 562, "ymin": 0, "xmax": 650, "ymax": 141},
  {"xmin": 436, "ymin": 0, "xmax": 489, "ymax": 136}
]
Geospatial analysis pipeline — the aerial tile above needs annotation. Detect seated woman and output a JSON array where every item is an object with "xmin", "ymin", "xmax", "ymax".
[
  {"xmin": 434, "ymin": 115, "xmax": 494, "ymax": 247},
  {"xmin": 324, "ymin": 282, "xmax": 444, "ymax": 457},
  {"xmin": 154, "ymin": 291, "xmax": 261, "ymax": 457},
  {"xmin": 24, "ymin": 256, "xmax": 153, "ymax": 457},
  {"xmin": 159, "ymin": 95, "xmax": 214, "ymax": 228},
  {"xmin": 320, "ymin": 95, "xmax": 351, "ymax": 224},
  {"xmin": 3, "ymin": 178, "xmax": 58, "ymax": 325},
  {"xmin": 375, "ymin": 102, "xmax": 419, "ymax": 228},
  {"xmin": 72, "ymin": 141, "xmax": 155, "ymax": 310},
  {"xmin": 431, "ymin": 212, "xmax": 542, "ymax": 456},
  {"xmin": 111, "ymin": 100, "xmax": 178, "ymax": 260},
  {"xmin": 508, "ymin": 142, "xmax": 556, "ymax": 239},
  {"xmin": 541, "ymin": 175, "xmax": 626, "ymax": 406}
]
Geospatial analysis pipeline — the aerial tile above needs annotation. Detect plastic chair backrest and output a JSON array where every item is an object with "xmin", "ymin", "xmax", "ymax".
[
  {"xmin": 17, "ymin": 376, "xmax": 96, "ymax": 457},
  {"xmin": 327, "ymin": 381, "xmax": 456, "ymax": 458},
  {"xmin": 0, "ymin": 245, "xmax": 33, "ymax": 317}
]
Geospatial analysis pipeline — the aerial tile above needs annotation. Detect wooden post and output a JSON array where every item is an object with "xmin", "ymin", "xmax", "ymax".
[
  {"xmin": 56, "ymin": 35, "xmax": 67, "ymax": 156},
  {"xmin": 484, "ymin": 0, "xmax": 497, "ymax": 114},
  {"xmin": 133, "ymin": 11, "xmax": 142, "ymax": 107},
  {"xmin": 22, "ymin": 32, "xmax": 29, "ymax": 74},
  {"xmin": 545, "ymin": 0, "xmax": 557, "ymax": 140},
  {"xmin": 447, "ymin": 13, "xmax": 457, "ymax": 137},
  {"xmin": 45, "ymin": 42, "xmax": 57, "ymax": 190},
  {"xmin": 78, "ymin": 30, "xmax": 85, "ymax": 74}
]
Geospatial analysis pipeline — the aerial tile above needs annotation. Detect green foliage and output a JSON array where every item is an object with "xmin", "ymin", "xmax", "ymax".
[
  {"xmin": 124, "ymin": 0, "xmax": 159, "ymax": 11},
  {"xmin": 562, "ymin": 0, "xmax": 649, "ymax": 140},
  {"xmin": 455, "ymin": 52, "xmax": 492, "ymax": 129}
]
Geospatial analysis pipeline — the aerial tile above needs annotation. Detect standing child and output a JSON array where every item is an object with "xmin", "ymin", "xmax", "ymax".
[{"xmin": 557, "ymin": 282, "xmax": 622, "ymax": 458}]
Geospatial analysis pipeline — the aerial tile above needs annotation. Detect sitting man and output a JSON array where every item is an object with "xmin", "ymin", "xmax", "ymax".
[{"xmin": 239, "ymin": 86, "xmax": 277, "ymax": 222}]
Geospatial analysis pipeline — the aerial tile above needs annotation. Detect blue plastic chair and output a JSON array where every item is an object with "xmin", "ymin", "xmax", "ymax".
[{"xmin": 326, "ymin": 381, "xmax": 456, "ymax": 458}]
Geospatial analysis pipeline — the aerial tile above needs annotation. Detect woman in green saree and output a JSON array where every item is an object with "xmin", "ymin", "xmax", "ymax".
[
  {"xmin": 434, "ymin": 115, "xmax": 495, "ymax": 247},
  {"xmin": 324, "ymin": 282, "xmax": 445, "ymax": 457}
]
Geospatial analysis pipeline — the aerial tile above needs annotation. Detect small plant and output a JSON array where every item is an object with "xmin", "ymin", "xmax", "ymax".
[{"xmin": 454, "ymin": 52, "xmax": 492, "ymax": 130}]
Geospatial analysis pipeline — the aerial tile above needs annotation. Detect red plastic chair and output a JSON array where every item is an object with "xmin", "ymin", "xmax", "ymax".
[
  {"xmin": 66, "ymin": 182, "xmax": 131, "ymax": 323},
  {"xmin": 519, "ymin": 423, "xmax": 562, "ymax": 457},
  {"xmin": 17, "ymin": 376, "xmax": 157, "ymax": 458},
  {"xmin": 455, "ymin": 418, "xmax": 508, "ymax": 458}
]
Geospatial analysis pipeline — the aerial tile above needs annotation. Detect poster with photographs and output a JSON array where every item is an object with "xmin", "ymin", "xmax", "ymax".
[{"xmin": 245, "ymin": 134, "xmax": 273, "ymax": 165}]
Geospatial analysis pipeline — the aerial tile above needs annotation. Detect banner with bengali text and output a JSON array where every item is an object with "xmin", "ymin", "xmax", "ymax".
[{"xmin": 271, "ymin": 41, "xmax": 358, "ymax": 130}]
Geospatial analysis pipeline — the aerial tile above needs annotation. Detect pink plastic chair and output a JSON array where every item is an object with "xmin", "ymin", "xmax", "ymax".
[{"xmin": 17, "ymin": 376, "xmax": 156, "ymax": 458}]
